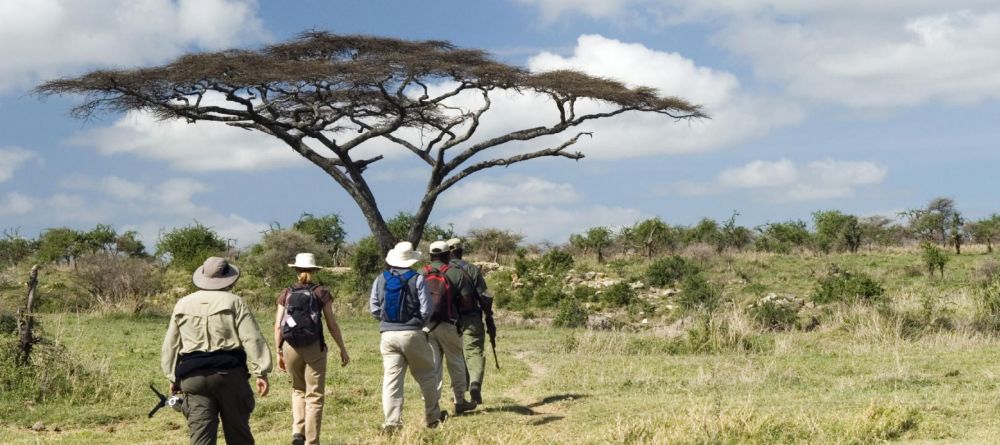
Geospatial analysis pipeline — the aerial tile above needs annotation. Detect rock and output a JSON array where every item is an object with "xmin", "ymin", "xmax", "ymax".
[
  {"xmin": 661, "ymin": 288, "xmax": 679, "ymax": 297},
  {"xmin": 586, "ymin": 314, "xmax": 613, "ymax": 331},
  {"xmin": 583, "ymin": 272, "xmax": 597, "ymax": 281},
  {"xmin": 31, "ymin": 422, "xmax": 45, "ymax": 432},
  {"xmin": 640, "ymin": 318, "xmax": 649, "ymax": 325},
  {"xmin": 629, "ymin": 281, "xmax": 645, "ymax": 290}
]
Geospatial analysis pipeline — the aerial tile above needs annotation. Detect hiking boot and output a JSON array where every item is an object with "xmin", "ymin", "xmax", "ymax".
[
  {"xmin": 427, "ymin": 410, "xmax": 449, "ymax": 428},
  {"xmin": 291, "ymin": 433, "xmax": 306, "ymax": 445},
  {"xmin": 470, "ymin": 383, "xmax": 482, "ymax": 404},
  {"xmin": 455, "ymin": 400, "xmax": 478, "ymax": 415},
  {"xmin": 380, "ymin": 424, "xmax": 401, "ymax": 436}
]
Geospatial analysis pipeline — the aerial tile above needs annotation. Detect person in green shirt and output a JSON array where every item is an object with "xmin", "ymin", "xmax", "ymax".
[
  {"xmin": 446, "ymin": 238, "xmax": 495, "ymax": 404},
  {"xmin": 423, "ymin": 241, "xmax": 478, "ymax": 415},
  {"xmin": 161, "ymin": 256, "xmax": 273, "ymax": 445}
]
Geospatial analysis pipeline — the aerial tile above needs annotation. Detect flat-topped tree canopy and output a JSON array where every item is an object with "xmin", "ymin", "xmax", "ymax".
[{"xmin": 37, "ymin": 31, "xmax": 705, "ymax": 252}]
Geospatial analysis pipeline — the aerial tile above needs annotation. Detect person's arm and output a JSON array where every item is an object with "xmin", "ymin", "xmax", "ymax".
[
  {"xmin": 160, "ymin": 312, "xmax": 181, "ymax": 389},
  {"xmin": 322, "ymin": 302, "xmax": 350, "ymax": 366},
  {"xmin": 234, "ymin": 298, "xmax": 272, "ymax": 396},
  {"xmin": 273, "ymin": 303, "xmax": 286, "ymax": 372},
  {"xmin": 369, "ymin": 276, "xmax": 382, "ymax": 319},
  {"xmin": 416, "ymin": 274, "xmax": 432, "ymax": 320}
]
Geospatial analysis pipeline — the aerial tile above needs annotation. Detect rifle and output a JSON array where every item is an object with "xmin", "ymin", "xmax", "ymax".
[
  {"xmin": 489, "ymin": 332, "xmax": 500, "ymax": 370},
  {"xmin": 148, "ymin": 384, "xmax": 184, "ymax": 418}
]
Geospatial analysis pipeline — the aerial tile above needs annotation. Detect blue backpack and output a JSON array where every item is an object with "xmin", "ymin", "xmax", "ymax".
[{"xmin": 381, "ymin": 270, "xmax": 418, "ymax": 323}]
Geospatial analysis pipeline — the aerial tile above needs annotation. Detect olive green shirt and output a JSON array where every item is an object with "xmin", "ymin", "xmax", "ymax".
[{"xmin": 161, "ymin": 290, "xmax": 273, "ymax": 382}]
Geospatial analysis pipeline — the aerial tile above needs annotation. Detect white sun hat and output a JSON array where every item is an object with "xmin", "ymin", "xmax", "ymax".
[
  {"xmin": 288, "ymin": 252, "xmax": 323, "ymax": 270},
  {"xmin": 428, "ymin": 240, "xmax": 450, "ymax": 254},
  {"xmin": 385, "ymin": 242, "xmax": 422, "ymax": 268}
]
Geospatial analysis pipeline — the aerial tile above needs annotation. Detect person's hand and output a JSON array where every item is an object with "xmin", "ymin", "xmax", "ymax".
[
  {"xmin": 169, "ymin": 381, "xmax": 180, "ymax": 394},
  {"xmin": 256, "ymin": 376, "xmax": 269, "ymax": 397},
  {"xmin": 277, "ymin": 354, "xmax": 286, "ymax": 372},
  {"xmin": 339, "ymin": 348, "xmax": 350, "ymax": 367},
  {"xmin": 486, "ymin": 317, "xmax": 497, "ymax": 339}
]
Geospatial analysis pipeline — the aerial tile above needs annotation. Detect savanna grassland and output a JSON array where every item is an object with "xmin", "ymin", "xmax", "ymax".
[{"xmin": 3, "ymin": 247, "xmax": 1000, "ymax": 444}]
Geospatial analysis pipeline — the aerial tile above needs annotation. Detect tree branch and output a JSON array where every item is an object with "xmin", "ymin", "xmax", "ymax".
[{"xmin": 436, "ymin": 132, "xmax": 590, "ymax": 193}]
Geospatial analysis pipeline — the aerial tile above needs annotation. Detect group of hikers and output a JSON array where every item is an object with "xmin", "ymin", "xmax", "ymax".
[{"xmin": 160, "ymin": 237, "xmax": 496, "ymax": 445}]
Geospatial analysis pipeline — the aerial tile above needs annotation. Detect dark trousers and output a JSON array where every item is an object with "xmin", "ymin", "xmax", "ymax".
[{"xmin": 179, "ymin": 368, "xmax": 256, "ymax": 445}]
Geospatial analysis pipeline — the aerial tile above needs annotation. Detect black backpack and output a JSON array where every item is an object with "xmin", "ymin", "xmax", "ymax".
[{"xmin": 280, "ymin": 285, "xmax": 323, "ymax": 347}]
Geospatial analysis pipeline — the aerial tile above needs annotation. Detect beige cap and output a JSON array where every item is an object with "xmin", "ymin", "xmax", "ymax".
[
  {"xmin": 428, "ymin": 240, "xmax": 450, "ymax": 254},
  {"xmin": 192, "ymin": 257, "xmax": 240, "ymax": 290}
]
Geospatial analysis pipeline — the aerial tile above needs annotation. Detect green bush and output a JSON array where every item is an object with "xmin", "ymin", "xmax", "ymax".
[
  {"xmin": 646, "ymin": 255, "xmax": 699, "ymax": 287},
  {"xmin": 0, "ymin": 336, "xmax": 112, "ymax": 404},
  {"xmin": 349, "ymin": 236, "xmax": 383, "ymax": 291},
  {"xmin": 539, "ymin": 249, "xmax": 574, "ymax": 274},
  {"xmin": 573, "ymin": 285, "xmax": 599, "ymax": 302},
  {"xmin": 746, "ymin": 293, "xmax": 800, "ymax": 331},
  {"xmin": 243, "ymin": 229, "xmax": 334, "ymax": 288},
  {"xmin": 676, "ymin": 274, "xmax": 720, "ymax": 312},
  {"xmin": 74, "ymin": 253, "xmax": 164, "ymax": 313},
  {"xmin": 921, "ymin": 242, "xmax": 949, "ymax": 278},
  {"xmin": 553, "ymin": 299, "xmax": 588, "ymax": 328},
  {"xmin": 601, "ymin": 282, "xmax": 636, "ymax": 307},
  {"xmin": 811, "ymin": 268, "xmax": 885, "ymax": 305},
  {"xmin": 974, "ymin": 275, "xmax": 1000, "ymax": 332},
  {"xmin": 155, "ymin": 223, "xmax": 227, "ymax": 271}
]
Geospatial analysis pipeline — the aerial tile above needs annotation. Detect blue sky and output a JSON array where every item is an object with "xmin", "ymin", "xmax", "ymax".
[{"xmin": 2, "ymin": 0, "xmax": 999, "ymax": 245}]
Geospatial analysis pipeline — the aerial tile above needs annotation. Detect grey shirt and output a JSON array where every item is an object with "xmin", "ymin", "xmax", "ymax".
[{"xmin": 370, "ymin": 267, "xmax": 433, "ymax": 332}]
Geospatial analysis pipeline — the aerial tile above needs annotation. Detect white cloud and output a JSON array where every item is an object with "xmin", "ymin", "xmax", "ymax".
[
  {"xmin": 0, "ymin": 0, "xmax": 267, "ymax": 92},
  {"xmin": 445, "ymin": 204, "xmax": 646, "ymax": 243},
  {"xmin": 12, "ymin": 175, "xmax": 268, "ymax": 247},
  {"xmin": 0, "ymin": 147, "xmax": 40, "ymax": 183},
  {"xmin": 71, "ymin": 111, "xmax": 304, "ymax": 172},
  {"xmin": 675, "ymin": 158, "xmax": 887, "ymax": 202},
  {"xmin": 518, "ymin": 35, "xmax": 801, "ymax": 158},
  {"xmin": 439, "ymin": 175, "xmax": 579, "ymax": 208},
  {"xmin": 517, "ymin": 1, "xmax": 1000, "ymax": 108},
  {"xmin": 0, "ymin": 192, "xmax": 35, "ymax": 216}
]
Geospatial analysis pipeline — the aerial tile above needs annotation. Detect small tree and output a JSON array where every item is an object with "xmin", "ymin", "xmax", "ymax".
[
  {"xmin": 292, "ymin": 212, "xmax": 346, "ymax": 264},
  {"xmin": 860, "ymin": 215, "xmax": 894, "ymax": 251},
  {"xmin": 115, "ymin": 230, "xmax": 147, "ymax": 258},
  {"xmin": 576, "ymin": 226, "xmax": 612, "ymax": 263},
  {"xmin": 903, "ymin": 197, "xmax": 958, "ymax": 247},
  {"xmin": 0, "ymin": 229, "xmax": 35, "ymax": 266},
  {"xmin": 244, "ymin": 229, "xmax": 332, "ymax": 287},
  {"xmin": 36, "ymin": 227, "xmax": 83, "ymax": 265},
  {"xmin": 630, "ymin": 217, "xmax": 678, "ymax": 258},
  {"xmin": 467, "ymin": 228, "xmax": 523, "ymax": 262},
  {"xmin": 38, "ymin": 31, "xmax": 704, "ymax": 254},
  {"xmin": 684, "ymin": 218, "xmax": 721, "ymax": 247},
  {"xmin": 968, "ymin": 215, "xmax": 1000, "ymax": 253},
  {"xmin": 812, "ymin": 210, "xmax": 862, "ymax": 254},
  {"xmin": 921, "ymin": 242, "xmax": 949, "ymax": 278},
  {"xmin": 948, "ymin": 211, "xmax": 965, "ymax": 255},
  {"xmin": 754, "ymin": 220, "xmax": 811, "ymax": 254},
  {"xmin": 156, "ymin": 223, "xmax": 228, "ymax": 271}
]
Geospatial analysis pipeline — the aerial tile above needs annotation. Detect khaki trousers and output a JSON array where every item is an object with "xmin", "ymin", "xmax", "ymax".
[
  {"xmin": 283, "ymin": 341, "xmax": 327, "ymax": 444},
  {"xmin": 380, "ymin": 330, "xmax": 441, "ymax": 427},
  {"xmin": 179, "ymin": 368, "xmax": 255, "ymax": 445},
  {"xmin": 427, "ymin": 321, "xmax": 468, "ymax": 403}
]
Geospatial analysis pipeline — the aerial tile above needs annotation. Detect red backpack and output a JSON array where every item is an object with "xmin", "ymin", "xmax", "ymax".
[{"xmin": 424, "ymin": 264, "xmax": 458, "ymax": 323}]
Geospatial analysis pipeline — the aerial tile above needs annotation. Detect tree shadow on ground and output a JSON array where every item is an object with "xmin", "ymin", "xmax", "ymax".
[{"xmin": 480, "ymin": 393, "xmax": 587, "ymax": 423}]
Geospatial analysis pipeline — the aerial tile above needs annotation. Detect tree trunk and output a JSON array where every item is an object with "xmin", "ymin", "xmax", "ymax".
[{"xmin": 18, "ymin": 265, "xmax": 39, "ymax": 366}]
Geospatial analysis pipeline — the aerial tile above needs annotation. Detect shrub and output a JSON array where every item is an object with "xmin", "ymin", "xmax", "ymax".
[
  {"xmin": 850, "ymin": 402, "xmax": 921, "ymax": 442},
  {"xmin": 155, "ymin": 223, "xmax": 227, "ymax": 271},
  {"xmin": 601, "ymin": 282, "xmax": 636, "ymax": 307},
  {"xmin": 243, "ymin": 229, "xmax": 333, "ymax": 288},
  {"xmin": 0, "ymin": 234, "xmax": 35, "ymax": 266},
  {"xmin": 646, "ymin": 255, "xmax": 699, "ymax": 287},
  {"xmin": 746, "ymin": 293, "xmax": 800, "ymax": 331},
  {"xmin": 974, "ymin": 275, "xmax": 1000, "ymax": 332},
  {"xmin": 553, "ymin": 299, "xmax": 588, "ymax": 328},
  {"xmin": 539, "ymin": 249, "xmax": 574, "ymax": 274},
  {"xmin": 75, "ymin": 253, "xmax": 164, "ymax": 313},
  {"xmin": 0, "ymin": 336, "xmax": 112, "ymax": 403},
  {"xmin": 811, "ymin": 267, "xmax": 885, "ymax": 305},
  {"xmin": 572, "ymin": 285, "xmax": 599, "ymax": 302},
  {"xmin": 974, "ymin": 258, "xmax": 1000, "ymax": 285},
  {"xmin": 349, "ymin": 236, "xmax": 383, "ymax": 291},
  {"xmin": 676, "ymin": 274, "xmax": 721, "ymax": 312},
  {"xmin": 920, "ymin": 242, "xmax": 948, "ymax": 278}
]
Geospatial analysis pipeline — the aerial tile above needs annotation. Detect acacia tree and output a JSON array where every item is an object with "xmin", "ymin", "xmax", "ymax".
[{"xmin": 37, "ymin": 32, "xmax": 703, "ymax": 253}]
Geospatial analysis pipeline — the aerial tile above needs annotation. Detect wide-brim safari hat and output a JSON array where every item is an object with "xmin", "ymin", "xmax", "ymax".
[
  {"xmin": 288, "ymin": 252, "xmax": 323, "ymax": 270},
  {"xmin": 192, "ymin": 257, "xmax": 240, "ymax": 290},
  {"xmin": 385, "ymin": 242, "xmax": 421, "ymax": 268}
]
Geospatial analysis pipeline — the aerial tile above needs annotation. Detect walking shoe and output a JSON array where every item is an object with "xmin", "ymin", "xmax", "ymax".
[
  {"xmin": 470, "ymin": 383, "xmax": 482, "ymax": 404},
  {"xmin": 380, "ymin": 424, "xmax": 401, "ymax": 435},
  {"xmin": 292, "ymin": 433, "xmax": 306, "ymax": 445},
  {"xmin": 427, "ymin": 410, "xmax": 449, "ymax": 428},
  {"xmin": 455, "ymin": 400, "xmax": 478, "ymax": 415}
]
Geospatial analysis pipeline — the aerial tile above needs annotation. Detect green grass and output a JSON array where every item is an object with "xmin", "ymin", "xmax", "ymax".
[{"xmin": 3, "ymin": 248, "xmax": 1000, "ymax": 443}]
